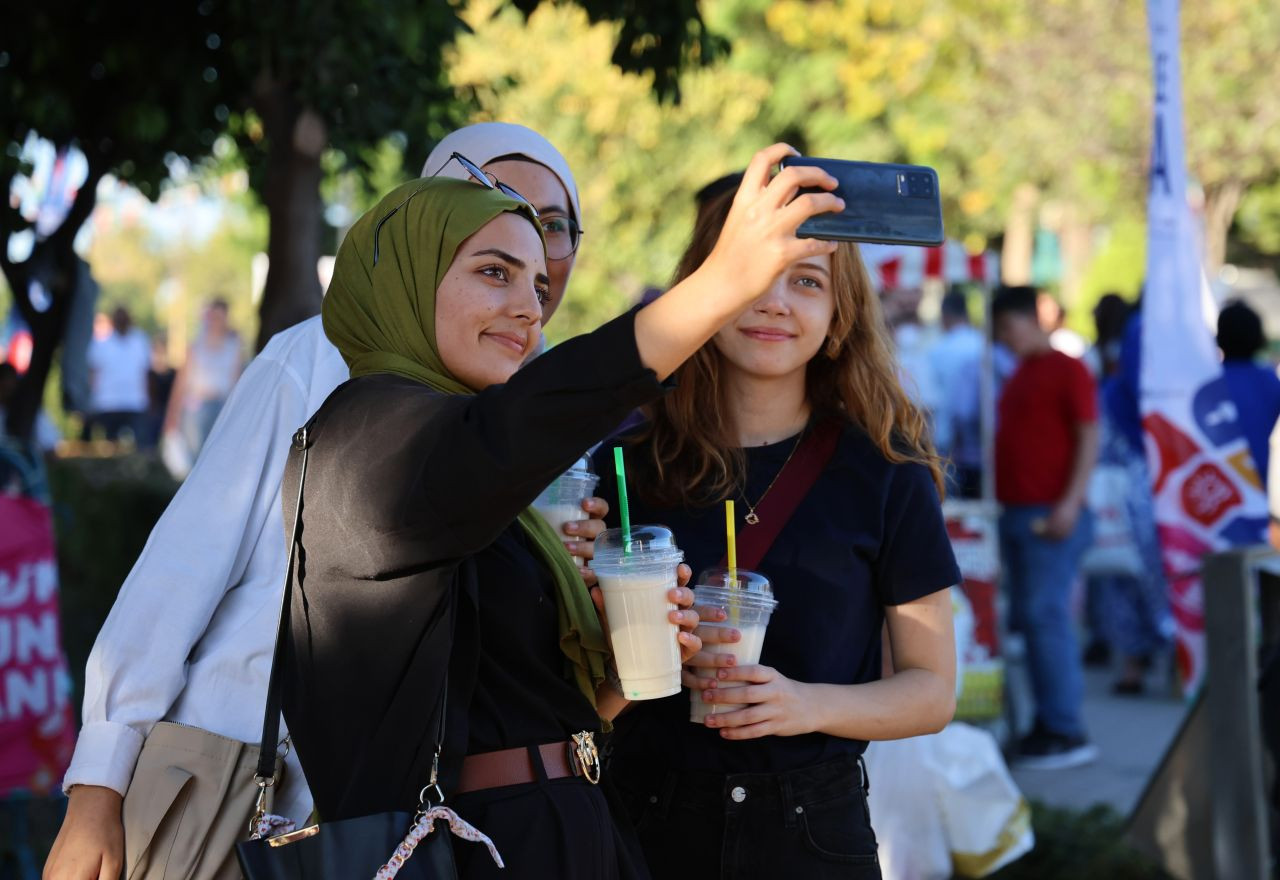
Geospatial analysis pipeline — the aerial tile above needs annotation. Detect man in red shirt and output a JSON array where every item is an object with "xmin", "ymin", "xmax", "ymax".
[{"xmin": 993, "ymin": 286, "xmax": 1100, "ymax": 769}]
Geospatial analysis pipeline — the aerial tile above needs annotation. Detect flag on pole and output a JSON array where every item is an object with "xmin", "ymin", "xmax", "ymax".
[{"xmin": 1142, "ymin": 0, "xmax": 1269, "ymax": 693}]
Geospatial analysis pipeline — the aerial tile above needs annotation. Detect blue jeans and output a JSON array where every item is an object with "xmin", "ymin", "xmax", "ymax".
[
  {"xmin": 1000, "ymin": 504, "xmax": 1094, "ymax": 738},
  {"xmin": 1091, "ymin": 431, "xmax": 1172, "ymax": 659},
  {"xmin": 1091, "ymin": 573, "xmax": 1168, "ymax": 658}
]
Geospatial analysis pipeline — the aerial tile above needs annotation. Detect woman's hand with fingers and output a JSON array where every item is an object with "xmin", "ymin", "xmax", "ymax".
[
  {"xmin": 43, "ymin": 785, "xmax": 125, "ymax": 880},
  {"xmin": 700, "ymin": 143, "xmax": 843, "ymax": 303},
  {"xmin": 680, "ymin": 609, "xmax": 741, "ymax": 693},
  {"xmin": 633, "ymin": 143, "xmax": 844, "ymax": 382},
  {"xmin": 590, "ymin": 563, "xmax": 701, "ymax": 665},
  {"xmin": 565, "ymin": 496, "xmax": 608, "ymax": 587},
  {"xmin": 695, "ymin": 663, "xmax": 820, "ymax": 740},
  {"xmin": 667, "ymin": 563, "xmax": 702, "ymax": 664}
]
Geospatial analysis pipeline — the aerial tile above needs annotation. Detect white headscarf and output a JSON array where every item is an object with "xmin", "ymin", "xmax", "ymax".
[{"xmin": 421, "ymin": 123, "xmax": 582, "ymax": 227}]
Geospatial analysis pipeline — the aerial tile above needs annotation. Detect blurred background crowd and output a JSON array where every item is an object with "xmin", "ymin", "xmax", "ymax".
[{"xmin": 3, "ymin": 1, "xmax": 1280, "ymax": 878}]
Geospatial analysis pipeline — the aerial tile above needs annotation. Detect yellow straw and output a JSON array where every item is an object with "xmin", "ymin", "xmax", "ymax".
[
  {"xmin": 725, "ymin": 500, "xmax": 738, "ymax": 585},
  {"xmin": 725, "ymin": 500, "xmax": 740, "ymax": 625}
]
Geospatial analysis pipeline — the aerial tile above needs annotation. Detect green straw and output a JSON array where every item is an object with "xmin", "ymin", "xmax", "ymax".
[{"xmin": 613, "ymin": 446, "xmax": 632, "ymax": 554}]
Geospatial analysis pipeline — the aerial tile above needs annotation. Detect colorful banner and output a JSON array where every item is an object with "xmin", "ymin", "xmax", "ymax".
[
  {"xmin": 945, "ymin": 503, "xmax": 1005, "ymax": 721},
  {"xmin": 1142, "ymin": 0, "xmax": 1269, "ymax": 693},
  {"xmin": 0, "ymin": 495, "xmax": 76, "ymax": 796}
]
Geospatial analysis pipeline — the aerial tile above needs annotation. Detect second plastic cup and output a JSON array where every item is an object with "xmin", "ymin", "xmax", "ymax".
[
  {"xmin": 591, "ymin": 525, "xmax": 685, "ymax": 700},
  {"xmin": 533, "ymin": 455, "xmax": 600, "ymax": 563},
  {"xmin": 690, "ymin": 568, "xmax": 778, "ymax": 723}
]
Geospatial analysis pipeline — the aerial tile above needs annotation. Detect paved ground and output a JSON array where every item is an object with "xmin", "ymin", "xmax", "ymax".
[{"xmin": 1009, "ymin": 662, "xmax": 1190, "ymax": 816}]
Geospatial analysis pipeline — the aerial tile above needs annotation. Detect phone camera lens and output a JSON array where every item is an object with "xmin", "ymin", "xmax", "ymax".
[{"xmin": 905, "ymin": 173, "xmax": 934, "ymax": 199}]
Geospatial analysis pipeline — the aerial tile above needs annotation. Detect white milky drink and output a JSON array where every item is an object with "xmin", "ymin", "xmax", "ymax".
[
  {"xmin": 533, "ymin": 456, "xmax": 599, "ymax": 563},
  {"xmin": 532, "ymin": 502, "xmax": 589, "ymax": 532},
  {"xmin": 688, "ymin": 569, "xmax": 778, "ymax": 724},
  {"xmin": 597, "ymin": 568, "xmax": 682, "ymax": 700},
  {"xmin": 591, "ymin": 526, "xmax": 685, "ymax": 700},
  {"xmin": 689, "ymin": 621, "xmax": 768, "ymax": 722}
]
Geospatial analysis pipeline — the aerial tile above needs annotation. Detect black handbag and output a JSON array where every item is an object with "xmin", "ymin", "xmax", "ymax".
[{"xmin": 235, "ymin": 423, "xmax": 460, "ymax": 879}]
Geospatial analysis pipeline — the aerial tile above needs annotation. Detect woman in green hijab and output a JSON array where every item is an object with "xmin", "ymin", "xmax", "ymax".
[{"xmin": 280, "ymin": 145, "xmax": 843, "ymax": 878}]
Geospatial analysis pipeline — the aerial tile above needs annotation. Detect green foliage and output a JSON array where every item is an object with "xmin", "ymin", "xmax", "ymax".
[
  {"xmin": 450, "ymin": 0, "xmax": 1023, "ymax": 338},
  {"xmin": 711, "ymin": 0, "xmax": 1004, "ymax": 235},
  {"xmin": 949, "ymin": 0, "xmax": 1280, "ymax": 235},
  {"xmin": 987, "ymin": 803, "xmax": 1172, "ymax": 880},
  {"xmin": 46, "ymin": 456, "xmax": 178, "ymax": 710},
  {"xmin": 1067, "ymin": 215, "xmax": 1148, "ymax": 337},
  {"xmin": 0, "ymin": 6, "xmax": 229, "ymax": 205},
  {"xmin": 509, "ymin": 0, "xmax": 727, "ymax": 101},
  {"xmin": 206, "ymin": 0, "xmax": 720, "ymax": 214},
  {"xmin": 1237, "ymin": 176, "xmax": 1280, "ymax": 256},
  {"xmin": 214, "ymin": 0, "xmax": 467, "ymax": 203},
  {"xmin": 450, "ymin": 1, "xmax": 777, "ymax": 340}
]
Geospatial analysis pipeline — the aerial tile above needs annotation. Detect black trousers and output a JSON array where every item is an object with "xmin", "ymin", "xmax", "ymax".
[
  {"xmin": 450, "ymin": 768, "xmax": 649, "ymax": 880},
  {"xmin": 612, "ymin": 755, "xmax": 881, "ymax": 880}
]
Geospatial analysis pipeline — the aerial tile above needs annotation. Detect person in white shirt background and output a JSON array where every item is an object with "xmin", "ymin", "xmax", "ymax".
[
  {"xmin": 929, "ymin": 289, "xmax": 985, "ymax": 499},
  {"xmin": 881, "ymin": 285, "xmax": 942, "ymax": 420},
  {"xmin": 82, "ymin": 307, "xmax": 151, "ymax": 444},
  {"xmin": 161, "ymin": 298, "xmax": 244, "ymax": 468},
  {"xmin": 45, "ymin": 122, "xmax": 599, "ymax": 880}
]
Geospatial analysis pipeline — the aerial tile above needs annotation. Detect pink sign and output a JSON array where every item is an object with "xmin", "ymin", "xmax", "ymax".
[{"xmin": 0, "ymin": 495, "xmax": 75, "ymax": 796}]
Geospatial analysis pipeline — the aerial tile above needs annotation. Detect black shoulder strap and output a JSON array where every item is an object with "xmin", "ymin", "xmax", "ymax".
[{"xmin": 254, "ymin": 421, "xmax": 315, "ymax": 783}]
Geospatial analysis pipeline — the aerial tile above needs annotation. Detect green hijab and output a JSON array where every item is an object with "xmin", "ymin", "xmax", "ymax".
[{"xmin": 322, "ymin": 177, "xmax": 611, "ymax": 714}]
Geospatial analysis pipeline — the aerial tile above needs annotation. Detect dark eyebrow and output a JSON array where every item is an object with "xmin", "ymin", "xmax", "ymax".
[
  {"xmin": 537, "ymin": 205, "xmax": 569, "ymax": 217},
  {"xmin": 795, "ymin": 261, "xmax": 831, "ymax": 277},
  {"xmin": 472, "ymin": 247, "xmax": 526, "ymax": 270}
]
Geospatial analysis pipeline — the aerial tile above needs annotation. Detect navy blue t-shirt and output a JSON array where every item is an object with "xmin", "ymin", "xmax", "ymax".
[{"xmin": 592, "ymin": 421, "xmax": 960, "ymax": 774}]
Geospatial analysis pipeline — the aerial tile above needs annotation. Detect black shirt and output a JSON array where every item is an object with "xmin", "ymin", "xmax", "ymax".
[
  {"xmin": 593, "ymin": 422, "xmax": 960, "ymax": 774},
  {"xmin": 281, "ymin": 311, "xmax": 665, "ymax": 820},
  {"xmin": 466, "ymin": 525, "xmax": 598, "ymax": 752}
]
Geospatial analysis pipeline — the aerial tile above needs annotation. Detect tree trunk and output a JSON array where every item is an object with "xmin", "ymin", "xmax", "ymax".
[
  {"xmin": 254, "ymin": 82, "xmax": 327, "ymax": 351},
  {"xmin": 1001, "ymin": 183, "xmax": 1039, "ymax": 286},
  {"xmin": 2, "ymin": 251, "xmax": 75, "ymax": 447},
  {"xmin": 1, "ymin": 165, "xmax": 104, "ymax": 446},
  {"xmin": 1202, "ymin": 179, "xmax": 1244, "ymax": 276}
]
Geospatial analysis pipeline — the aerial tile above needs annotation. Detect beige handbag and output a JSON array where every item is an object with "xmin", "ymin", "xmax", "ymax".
[{"xmin": 121, "ymin": 722, "xmax": 284, "ymax": 880}]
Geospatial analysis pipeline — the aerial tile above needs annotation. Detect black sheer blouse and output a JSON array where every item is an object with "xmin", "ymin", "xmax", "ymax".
[{"xmin": 280, "ymin": 311, "xmax": 665, "ymax": 821}]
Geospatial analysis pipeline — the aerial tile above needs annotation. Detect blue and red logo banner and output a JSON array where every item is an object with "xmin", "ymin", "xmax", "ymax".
[{"xmin": 1142, "ymin": 0, "xmax": 1268, "ymax": 693}]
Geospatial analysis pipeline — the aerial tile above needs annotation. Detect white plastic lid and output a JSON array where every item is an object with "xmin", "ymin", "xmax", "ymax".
[
  {"xmin": 593, "ymin": 525, "xmax": 684, "ymax": 571},
  {"xmin": 696, "ymin": 567, "xmax": 773, "ymax": 596}
]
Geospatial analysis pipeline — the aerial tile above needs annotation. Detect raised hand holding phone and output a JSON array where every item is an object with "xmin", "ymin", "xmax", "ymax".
[
  {"xmin": 633, "ymin": 144, "xmax": 843, "ymax": 382},
  {"xmin": 780, "ymin": 156, "xmax": 945, "ymax": 247}
]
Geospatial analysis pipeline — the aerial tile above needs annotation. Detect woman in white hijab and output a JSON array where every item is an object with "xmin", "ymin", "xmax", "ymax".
[{"xmin": 47, "ymin": 123, "xmax": 596, "ymax": 880}]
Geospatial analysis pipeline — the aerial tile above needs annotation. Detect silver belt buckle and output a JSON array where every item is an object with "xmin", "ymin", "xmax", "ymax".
[{"xmin": 569, "ymin": 731, "xmax": 602, "ymax": 785}]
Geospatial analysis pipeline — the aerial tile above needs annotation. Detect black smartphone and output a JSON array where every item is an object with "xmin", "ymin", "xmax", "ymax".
[{"xmin": 779, "ymin": 156, "xmax": 945, "ymax": 247}]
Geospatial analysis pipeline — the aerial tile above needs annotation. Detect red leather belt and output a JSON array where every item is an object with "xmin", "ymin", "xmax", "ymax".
[{"xmin": 457, "ymin": 732, "xmax": 601, "ymax": 794}]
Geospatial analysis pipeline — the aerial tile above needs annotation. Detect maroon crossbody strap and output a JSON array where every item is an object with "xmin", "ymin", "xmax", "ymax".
[{"xmin": 718, "ymin": 418, "xmax": 843, "ymax": 572}]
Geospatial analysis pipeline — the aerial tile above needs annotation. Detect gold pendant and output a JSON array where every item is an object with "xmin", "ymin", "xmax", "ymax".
[{"xmin": 745, "ymin": 511, "xmax": 760, "ymax": 525}]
